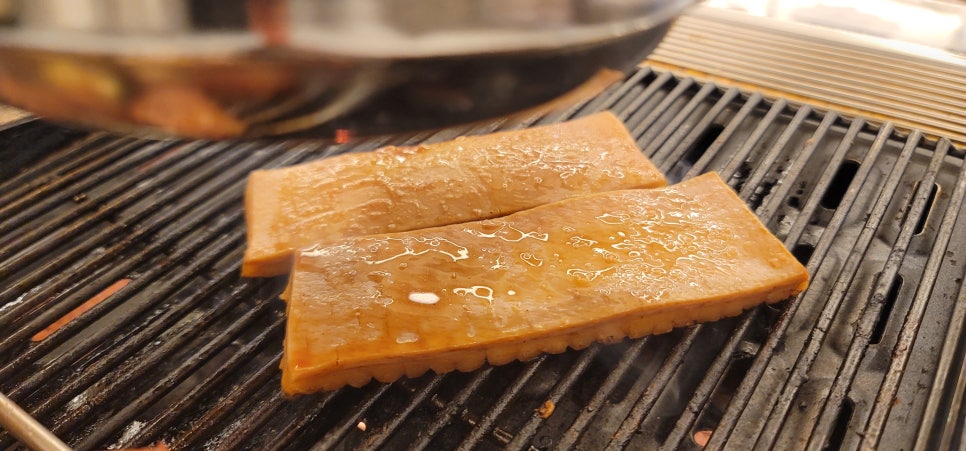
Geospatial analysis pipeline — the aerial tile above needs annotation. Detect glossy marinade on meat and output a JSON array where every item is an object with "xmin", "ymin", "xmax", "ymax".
[
  {"xmin": 243, "ymin": 112, "xmax": 665, "ymax": 276},
  {"xmin": 281, "ymin": 173, "xmax": 809, "ymax": 394}
]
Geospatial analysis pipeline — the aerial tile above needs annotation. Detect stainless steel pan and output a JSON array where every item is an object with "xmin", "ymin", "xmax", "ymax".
[{"xmin": 0, "ymin": 0, "xmax": 694, "ymax": 138}]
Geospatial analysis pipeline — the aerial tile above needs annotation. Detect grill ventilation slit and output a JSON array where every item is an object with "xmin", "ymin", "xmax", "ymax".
[
  {"xmin": 791, "ymin": 243, "xmax": 815, "ymax": 265},
  {"xmin": 824, "ymin": 398, "xmax": 855, "ymax": 451},
  {"xmin": 684, "ymin": 124, "xmax": 724, "ymax": 166},
  {"xmin": 869, "ymin": 275, "xmax": 903, "ymax": 345},
  {"xmin": 820, "ymin": 160, "xmax": 860, "ymax": 210},
  {"xmin": 914, "ymin": 183, "xmax": 940, "ymax": 235}
]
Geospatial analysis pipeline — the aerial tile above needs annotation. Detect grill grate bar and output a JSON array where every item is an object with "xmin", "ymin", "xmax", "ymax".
[
  {"xmin": 736, "ymin": 105, "xmax": 813, "ymax": 200},
  {"xmin": 0, "ymin": 141, "xmax": 220, "ymax": 279},
  {"xmin": 263, "ymin": 392, "xmax": 341, "ymax": 451},
  {"xmin": 804, "ymin": 132, "xmax": 947, "ymax": 449},
  {"xmin": 637, "ymin": 82, "xmax": 717, "ymax": 156},
  {"xmin": 2, "ymin": 222, "xmax": 244, "ymax": 407},
  {"xmin": 655, "ymin": 114, "xmax": 830, "ymax": 448},
  {"xmin": 415, "ymin": 125, "xmax": 478, "ymax": 144},
  {"xmin": 705, "ymin": 118, "xmax": 888, "ymax": 448},
  {"xmin": 926, "ymin": 281, "xmax": 966, "ymax": 450},
  {"xmin": 170, "ymin": 350, "xmax": 286, "ymax": 449},
  {"xmin": 311, "ymin": 385, "xmax": 393, "ymax": 451},
  {"xmin": 0, "ymin": 141, "xmax": 262, "ymax": 319},
  {"xmin": 646, "ymin": 87, "xmax": 740, "ymax": 163},
  {"xmin": 411, "ymin": 368, "xmax": 494, "ymax": 451},
  {"xmin": 605, "ymin": 323, "xmax": 704, "ymax": 449},
  {"xmin": 754, "ymin": 126, "xmax": 918, "ymax": 449},
  {"xmin": 358, "ymin": 376, "xmax": 445, "ymax": 450},
  {"xmin": 206, "ymin": 351, "xmax": 291, "ymax": 451},
  {"xmin": 116, "ymin": 291, "xmax": 279, "ymax": 448},
  {"xmin": 577, "ymin": 67, "xmax": 653, "ymax": 118},
  {"xmin": 0, "ymin": 143, "xmax": 293, "ymax": 359},
  {"xmin": 505, "ymin": 345, "xmax": 602, "ymax": 451},
  {"xmin": 658, "ymin": 310, "xmax": 760, "ymax": 450},
  {"xmin": 623, "ymin": 76, "xmax": 693, "ymax": 135},
  {"xmin": 71, "ymin": 308, "xmax": 285, "ymax": 450},
  {"xmin": 0, "ymin": 138, "xmax": 170, "ymax": 236},
  {"xmin": 22, "ymin": 260, "xmax": 255, "ymax": 421},
  {"xmin": 873, "ymin": 143, "xmax": 966, "ymax": 448},
  {"xmin": 606, "ymin": 73, "xmax": 664, "ymax": 122},
  {"xmin": 0, "ymin": 132, "xmax": 114, "ymax": 206},
  {"xmin": 714, "ymin": 99, "xmax": 789, "ymax": 182},
  {"xmin": 758, "ymin": 112, "xmax": 844, "ymax": 238},
  {"xmin": 677, "ymin": 93, "xmax": 763, "ymax": 177},
  {"xmin": 0, "ymin": 213, "xmax": 231, "ymax": 395},
  {"xmin": 36, "ymin": 143, "xmax": 320, "ymax": 446},
  {"xmin": 455, "ymin": 356, "xmax": 549, "ymax": 450},
  {"xmin": 613, "ymin": 107, "xmax": 819, "ymax": 448},
  {"xmin": 534, "ymin": 80, "xmax": 609, "ymax": 126},
  {"xmin": 0, "ymin": 142, "xmax": 216, "ymax": 266},
  {"xmin": 556, "ymin": 338, "xmax": 649, "ymax": 450},
  {"xmin": 215, "ymin": 393, "xmax": 288, "ymax": 451}
]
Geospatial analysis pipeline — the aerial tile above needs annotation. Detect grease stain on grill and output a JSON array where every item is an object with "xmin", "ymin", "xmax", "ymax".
[
  {"xmin": 731, "ymin": 161, "xmax": 753, "ymax": 193},
  {"xmin": 749, "ymin": 179, "xmax": 776, "ymax": 211}
]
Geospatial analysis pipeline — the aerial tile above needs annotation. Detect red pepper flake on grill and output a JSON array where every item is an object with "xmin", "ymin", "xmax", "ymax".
[{"xmin": 31, "ymin": 278, "xmax": 131, "ymax": 342}]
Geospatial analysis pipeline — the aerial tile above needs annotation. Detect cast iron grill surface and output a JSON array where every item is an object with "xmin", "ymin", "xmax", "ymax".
[{"xmin": 0, "ymin": 67, "xmax": 964, "ymax": 450}]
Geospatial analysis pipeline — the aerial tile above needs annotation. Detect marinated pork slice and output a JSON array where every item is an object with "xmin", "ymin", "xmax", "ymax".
[
  {"xmin": 281, "ymin": 172, "xmax": 809, "ymax": 394},
  {"xmin": 243, "ymin": 111, "xmax": 665, "ymax": 277}
]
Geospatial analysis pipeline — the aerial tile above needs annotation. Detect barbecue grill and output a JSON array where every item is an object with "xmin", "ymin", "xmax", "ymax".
[{"xmin": 1, "ymin": 67, "xmax": 964, "ymax": 450}]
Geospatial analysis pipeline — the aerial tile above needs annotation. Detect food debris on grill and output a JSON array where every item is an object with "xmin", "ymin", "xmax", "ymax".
[
  {"xmin": 536, "ymin": 401, "xmax": 556, "ymax": 419},
  {"xmin": 242, "ymin": 111, "xmax": 666, "ymax": 277},
  {"xmin": 280, "ymin": 173, "xmax": 808, "ymax": 394}
]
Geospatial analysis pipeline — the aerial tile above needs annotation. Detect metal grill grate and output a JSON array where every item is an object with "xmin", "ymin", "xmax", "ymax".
[{"xmin": 0, "ymin": 67, "xmax": 964, "ymax": 450}]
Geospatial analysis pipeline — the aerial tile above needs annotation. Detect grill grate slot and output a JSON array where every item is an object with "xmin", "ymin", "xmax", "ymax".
[
  {"xmin": 820, "ymin": 159, "xmax": 861, "ymax": 210},
  {"xmin": 801, "ymin": 131, "xmax": 951, "ymax": 450},
  {"xmin": 717, "ymin": 122, "xmax": 900, "ymax": 448},
  {"xmin": 869, "ymin": 275, "xmax": 903, "ymax": 345},
  {"xmin": 0, "ymin": 68, "xmax": 963, "ymax": 450}
]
